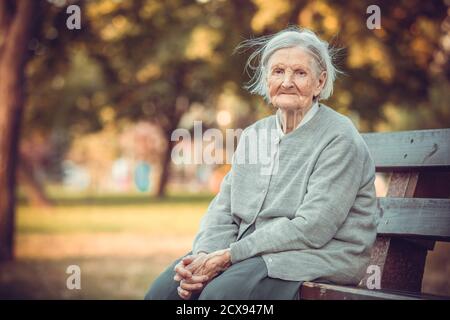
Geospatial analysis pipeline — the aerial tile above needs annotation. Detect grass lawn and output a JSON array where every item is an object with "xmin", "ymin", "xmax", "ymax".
[
  {"xmin": 0, "ymin": 191, "xmax": 448, "ymax": 299},
  {"xmin": 0, "ymin": 192, "xmax": 212, "ymax": 299}
]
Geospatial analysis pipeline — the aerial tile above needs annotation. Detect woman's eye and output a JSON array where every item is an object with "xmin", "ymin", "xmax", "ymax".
[
  {"xmin": 273, "ymin": 69, "xmax": 284, "ymax": 75},
  {"xmin": 295, "ymin": 70, "xmax": 306, "ymax": 76}
]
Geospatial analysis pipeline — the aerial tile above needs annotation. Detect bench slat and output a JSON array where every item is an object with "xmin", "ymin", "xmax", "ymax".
[
  {"xmin": 299, "ymin": 282, "xmax": 446, "ymax": 300},
  {"xmin": 362, "ymin": 129, "xmax": 450, "ymax": 171},
  {"xmin": 376, "ymin": 198, "xmax": 450, "ymax": 241}
]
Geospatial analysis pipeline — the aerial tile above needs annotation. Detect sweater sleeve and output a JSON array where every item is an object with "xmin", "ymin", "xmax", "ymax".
[
  {"xmin": 229, "ymin": 134, "xmax": 368, "ymax": 263},
  {"xmin": 192, "ymin": 168, "xmax": 238, "ymax": 254}
]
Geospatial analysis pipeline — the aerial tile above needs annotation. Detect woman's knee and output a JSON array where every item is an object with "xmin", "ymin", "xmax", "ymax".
[
  {"xmin": 198, "ymin": 277, "xmax": 245, "ymax": 300},
  {"xmin": 198, "ymin": 286, "xmax": 230, "ymax": 300},
  {"xmin": 198, "ymin": 257, "xmax": 267, "ymax": 300},
  {"xmin": 144, "ymin": 270, "xmax": 180, "ymax": 300},
  {"xmin": 144, "ymin": 256, "xmax": 187, "ymax": 300}
]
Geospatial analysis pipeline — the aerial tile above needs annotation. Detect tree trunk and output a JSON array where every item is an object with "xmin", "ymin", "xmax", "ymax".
[
  {"xmin": 155, "ymin": 96, "xmax": 188, "ymax": 198},
  {"xmin": 17, "ymin": 156, "xmax": 53, "ymax": 207},
  {"xmin": 0, "ymin": 0, "xmax": 37, "ymax": 261},
  {"xmin": 156, "ymin": 137, "xmax": 175, "ymax": 198}
]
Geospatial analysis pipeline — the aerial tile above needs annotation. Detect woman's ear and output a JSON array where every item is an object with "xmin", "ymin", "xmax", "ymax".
[{"xmin": 314, "ymin": 71, "xmax": 327, "ymax": 97}]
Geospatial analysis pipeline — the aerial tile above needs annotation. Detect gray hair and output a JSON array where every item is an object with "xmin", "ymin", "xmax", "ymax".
[{"xmin": 234, "ymin": 26, "xmax": 341, "ymax": 103}]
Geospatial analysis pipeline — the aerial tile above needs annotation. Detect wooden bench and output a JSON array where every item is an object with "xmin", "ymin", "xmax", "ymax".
[{"xmin": 299, "ymin": 128, "xmax": 450, "ymax": 300}]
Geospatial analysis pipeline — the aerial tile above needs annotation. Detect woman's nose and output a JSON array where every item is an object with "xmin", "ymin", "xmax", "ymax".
[{"xmin": 281, "ymin": 70, "xmax": 294, "ymax": 88}]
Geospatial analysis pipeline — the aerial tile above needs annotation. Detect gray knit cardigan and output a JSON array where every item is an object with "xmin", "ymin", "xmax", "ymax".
[{"xmin": 192, "ymin": 103, "xmax": 378, "ymax": 285}]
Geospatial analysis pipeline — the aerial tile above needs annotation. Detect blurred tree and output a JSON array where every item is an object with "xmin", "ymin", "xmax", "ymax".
[
  {"xmin": 0, "ymin": 0, "xmax": 38, "ymax": 261},
  {"xmin": 78, "ymin": 0, "xmax": 258, "ymax": 197},
  {"xmin": 294, "ymin": 0, "xmax": 449, "ymax": 131},
  {"xmin": 18, "ymin": 137, "xmax": 54, "ymax": 207},
  {"xmin": 25, "ymin": 0, "xmax": 258, "ymax": 197},
  {"xmin": 21, "ymin": 0, "xmax": 450, "ymax": 202}
]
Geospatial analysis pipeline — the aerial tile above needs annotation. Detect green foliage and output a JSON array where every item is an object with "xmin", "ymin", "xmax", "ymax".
[{"xmin": 22, "ymin": 0, "xmax": 450, "ymax": 185}]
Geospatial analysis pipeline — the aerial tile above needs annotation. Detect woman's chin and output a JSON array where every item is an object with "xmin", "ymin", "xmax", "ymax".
[
  {"xmin": 276, "ymin": 103, "xmax": 303, "ymax": 111},
  {"xmin": 273, "ymin": 98, "xmax": 311, "ymax": 111}
]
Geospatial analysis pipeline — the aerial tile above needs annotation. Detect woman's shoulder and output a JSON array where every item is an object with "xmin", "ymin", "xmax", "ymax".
[
  {"xmin": 318, "ymin": 104, "xmax": 373, "ymax": 160},
  {"xmin": 320, "ymin": 103, "xmax": 364, "ymax": 141}
]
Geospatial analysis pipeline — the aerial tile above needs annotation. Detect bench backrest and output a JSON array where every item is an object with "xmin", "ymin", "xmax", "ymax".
[{"xmin": 360, "ymin": 128, "xmax": 450, "ymax": 292}]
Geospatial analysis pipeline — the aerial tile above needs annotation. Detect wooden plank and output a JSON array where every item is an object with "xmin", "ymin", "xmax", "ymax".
[
  {"xmin": 360, "ymin": 172, "xmax": 427, "ymax": 292},
  {"xmin": 408, "ymin": 171, "xmax": 450, "ymax": 249},
  {"xmin": 376, "ymin": 197, "xmax": 450, "ymax": 240},
  {"xmin": 362, "ymin": 129, "xmax": 450, "ymax": 171},
  {"xmin": 300, "ymin": 282, "xmax": 447, "ymax": 300}
]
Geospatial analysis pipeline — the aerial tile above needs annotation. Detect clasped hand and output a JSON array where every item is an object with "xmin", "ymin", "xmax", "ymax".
[{"xmin": 173, "ymin": 249, "xmax": 231, "ymax": 299}]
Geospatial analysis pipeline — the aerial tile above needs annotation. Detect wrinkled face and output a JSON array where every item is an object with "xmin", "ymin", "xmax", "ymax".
[{"xmin": 267, "ymin": 47, "xmax": 326, "ymax": 111}]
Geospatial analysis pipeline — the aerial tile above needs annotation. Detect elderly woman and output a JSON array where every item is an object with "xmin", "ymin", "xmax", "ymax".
[{"xmin": 145, "ymin": 26, "xmax": 378, "ymax": 300}]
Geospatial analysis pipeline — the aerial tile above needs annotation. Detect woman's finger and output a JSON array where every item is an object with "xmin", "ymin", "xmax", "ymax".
[
  {"xmin": 182, "ymin": 255, "xmax": 195, "ymax": 265},
  {"xmin": 173, "ymin": 262, "xmax": 181, "ymax": 272},
  {"xmin": 173, "ymin": 263, "xmax": 184, "ymax": 281},
  {"xmin": 174, "ymin": 264, "xmax": 192, "ymax": 279},
  {"xmin": 180, "ymin": 280, "xmax": 204, "ymax": 291},
  {"xmin": 173, "ymin": 273, "xmax": 182, "ymax": 281},
  {"xmin": 183, "ymin": 274, "xmax": 209, "ymax": 283},
  {"xmin": 174, "ymin": 272, "xmax": 208, "ymax": 283},
  {"xmin": 177, "ymin": 286, "xmax": 191, "ymax": 300}
]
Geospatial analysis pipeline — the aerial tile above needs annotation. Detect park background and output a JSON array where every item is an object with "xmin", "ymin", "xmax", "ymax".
[{"xmin": 0, "ymin": 0, "xmax": 449, "ymax": 299}]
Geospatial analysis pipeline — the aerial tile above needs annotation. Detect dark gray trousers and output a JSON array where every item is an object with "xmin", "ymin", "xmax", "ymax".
[{"xmin": 144, "ymin": 253, "xmax": 302, "ymax": 300}]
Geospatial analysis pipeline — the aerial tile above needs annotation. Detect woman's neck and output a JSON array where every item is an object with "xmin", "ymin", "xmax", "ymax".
[{"xmin": 279, "ymin": 102, "xmax": 314, "ymax": 134}]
